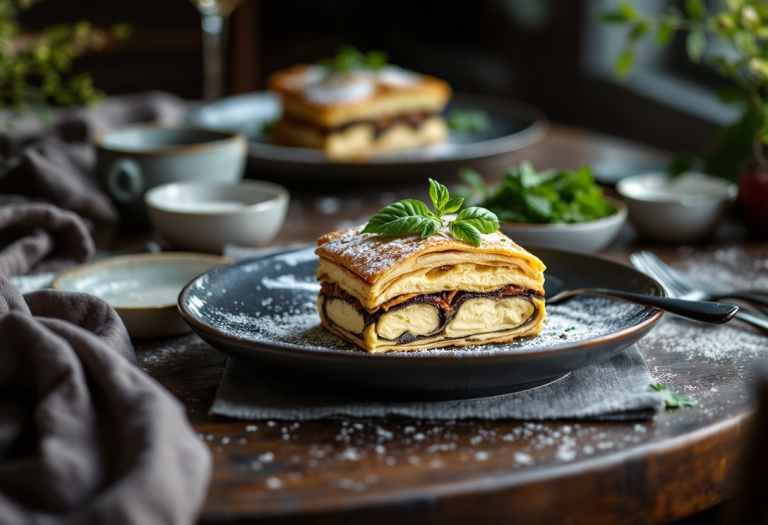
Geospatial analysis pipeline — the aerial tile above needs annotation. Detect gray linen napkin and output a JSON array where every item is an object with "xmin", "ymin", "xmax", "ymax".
[
  {"xmin": 0, "ymin": 203, "xmax": 94, "ymax": 277},
  {"xmin": 211, "ymin": 346, "xmax": 664, "ymax": 421},
  {"xmin": 0, "ymin": 277, "xmax": 211, "ymax": 524}
]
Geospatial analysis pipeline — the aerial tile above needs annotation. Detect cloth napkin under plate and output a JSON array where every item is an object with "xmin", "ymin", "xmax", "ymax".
[
  {"xmin": 211, "ymin": 346, "xmax": 664, "ymax": 421},
  {"xmin": 0, "ymin": 277, "xmax": 211, "ymax": 524}
]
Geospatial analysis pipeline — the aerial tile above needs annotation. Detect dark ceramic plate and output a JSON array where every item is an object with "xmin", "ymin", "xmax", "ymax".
[
  {"xmin": 186, "ymin": 92, "xmax": 548, "ymax": 182},
  {"xmin": 179, "ymin": 245, "xmax": 664, "ymax": 401}
]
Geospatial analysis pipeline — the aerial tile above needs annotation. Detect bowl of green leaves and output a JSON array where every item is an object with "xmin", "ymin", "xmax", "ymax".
[{"xmin": 456, "ymin": 161, "xmax": 627, "ymax": 253}]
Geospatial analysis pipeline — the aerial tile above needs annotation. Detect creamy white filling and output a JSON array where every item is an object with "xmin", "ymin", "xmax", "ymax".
[
  {"xmin": 325, "ymin": 298, "xmax": 365, "ymax": 334},
  {"xmin": 377, "ymin": 303, "xmax": 440, "ymax": 340},
  {"xmin": 443, "ymin": 296, "xmax": 535, "ymax": 338}
]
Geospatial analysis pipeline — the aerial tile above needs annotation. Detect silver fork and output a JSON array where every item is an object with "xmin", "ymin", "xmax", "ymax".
[
  {"xmin": 631, "ymin": 251, "xmax": 768, "ymax": 332},
  {"xmin": 631, "ymin": 251, "xmax": 768, "ymax": 309}
]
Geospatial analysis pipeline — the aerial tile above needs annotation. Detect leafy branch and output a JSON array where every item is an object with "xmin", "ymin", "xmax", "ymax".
[
  {"xmin": 600, "ymin": 0, "xmax": 768, "ymax": 179},
  {"xmin": 0, "ymin": 0, "xmax": 130, "ymax": 121}
]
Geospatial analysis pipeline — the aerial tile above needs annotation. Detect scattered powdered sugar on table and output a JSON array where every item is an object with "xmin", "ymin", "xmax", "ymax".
[{"xmin": 673, "ymin": 245, "xmax": 768, "ymax": 291}]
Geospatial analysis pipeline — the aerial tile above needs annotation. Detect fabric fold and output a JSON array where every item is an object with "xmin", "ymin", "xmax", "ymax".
[
  {"xmin": 0, "ymin": 203, "xmax": 94, "ymax": 278},
  {"xmin": 0, "ymin": 277, "xmax": 211, "ymax": 524}
]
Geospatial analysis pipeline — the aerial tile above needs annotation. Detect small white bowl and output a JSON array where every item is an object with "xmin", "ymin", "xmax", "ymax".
[
  {"xmin": 616, "ymin": 172, "xmax": 737, "ymax": 243},
  {"xmin": 497, "ymin": 196, "xmax": 627, "ymax": 253},
  {"xmin": 145, "ymin": 180, "xmax": 289, "ymax": 253},
  {"xmin": 52, "ymin": 253, "xmax": 231, "ymax": 338}
]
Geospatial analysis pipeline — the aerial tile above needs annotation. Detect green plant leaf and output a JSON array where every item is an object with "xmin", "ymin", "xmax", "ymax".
[
  {"xmin": 361, "ymin": 199, "xmax": 437, "ymax": 237},
  {"xmin": 361, "ymin": 181, "xmax": 498, "ymax": 245},
  {"xmin": 616, "ymin": 48, "xmax": 636, "ymax": 79},
  {"xmin": 630, "ymin": 20, "xmax": 651, "ymax": 42},
  {"xmin": 458, "ymin": 168, "xmax": 489, "ymax": 197},
  {"xmin": 656, "ymin": 21, "xmax": 676, "ymax": 46},
  {"xmin": 649, "ymin": 383, "xmax": 698, "ymax": 409},
  {"xmin": 618, "ymin": 1, "xmax": 640, "ymax": 21},
  {"xmin": 449, "ymin": 221, "xmax": 482, "ymax": 247},
  {"xmin": 419, "ymin": 217, "xmax": 443, "ymax": 239},
  {"xmin": 685, "ymin": 0, "xmax": 705, "ymax": 20},
  {"xmin": 364, "ymin": 50, "xmax": 388, "ymax": 70},
  {"xmin": 749, "ymin": 57, "xmax": 768, "ymax": 78},
  {"xmin": 429, "ymin": 178, "xmax": 450, "ymax": 218},
  {"xmin": 717, "ymin": 85, "xmax": 749, "ymax": 103},
  {"xmin": 455, "ymin": 206, "xmax": 500, "ymax": 234},
  {"xmin": 667, "ymin": 152, "xmax": 694, "ymax": 177},
  {"xmin": 686, "ymin": 28, "xmax": 706, "ymax": 62},
  {"xmin": 443, "ymin": 197, "xmax": 465, "ymax": 215},
  {"xmin": 447, "ymin": 109, "xmax": 491, "ymax": 134},
  {"xmin": 599, "ymin": 11, "xmax": 631, "ymax": 24}
]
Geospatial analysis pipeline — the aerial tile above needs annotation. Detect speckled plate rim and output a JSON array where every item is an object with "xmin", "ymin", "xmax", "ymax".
[
  {"xmin": 53, "ymin": 252, "xmax": 234, "ymax": 311},
  {"xmin": 177, "ymin": 244, "xmax": 665, "ymax": 362}
]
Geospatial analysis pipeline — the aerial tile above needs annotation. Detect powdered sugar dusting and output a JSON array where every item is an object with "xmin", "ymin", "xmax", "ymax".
[{"xmin": 316, "ymin": 225, "xmax": 538, "ymax": 283}]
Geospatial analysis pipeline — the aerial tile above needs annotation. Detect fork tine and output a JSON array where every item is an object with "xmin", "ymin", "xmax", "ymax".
[
  {"xmin": 633, "ymin": 252, "xmax": 688, "ymax": 297},
  {"xmin": 630, "ymin": 252, "xmax": 684, "ymax": 298},
  {"xmin": 638, "ymin": 251, "xmax": 695, "ymax": 293}
]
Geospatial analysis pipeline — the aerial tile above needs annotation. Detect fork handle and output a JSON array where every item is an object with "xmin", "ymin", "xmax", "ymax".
[
  {"xmin": 583, "ymin": 289, "xmax": 739, "ymax": 324},
  {"xmin": 734, "ymin": 311, "xmax": 768, "ymax": 332},
  {"xmin": 719, "ymin": 291, "xmax": 768, "ymax": 310}
]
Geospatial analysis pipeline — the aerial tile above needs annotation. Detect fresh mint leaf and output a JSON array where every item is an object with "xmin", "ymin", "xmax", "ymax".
[
  {"xmin": 443, "ymin": 197, "xmax": 464, "ymax": 215},
  {"xmin": 475, "ymin": 161, "xmax": 614, "ymax": 225},
  {"xmin": 650, "ymin": 383, "xmax": 698, "ymax": 409},
  {"xmin": 361, "ymin": 180, "xmax": 499, "ymax": 245},
  {"xmin": 457, "ymin": 168, "xmax": 489, "ymax": 198},
  {"xmin": 364, "ymin": 50, "xmax": 388, "ymax": 70},
  {"xmin": 319, "ymin": 45, "xmax": 389, "ymax": 73},
  {"xmin": 449, "ymin": 221, "xmax": 482, "ymax": 247},
  {"xmin": 429, "ymin": 178, "xmax": 450, "ymax": 218},
  {"xmin": 668, "ymin": 152, "xmax": 694, "ymax": 178},
  {"xmin": 447, "ymin": 109, "xmax": 491, "ymax": 134},
  {"xmin": 419, "ymin": 217, "xmax": 442, "ymax": 239},
  {"xmin": 260, "ymin": 119, "xmax": 277, "ymax": 136},
  {"xmin": 361, "ymin": 199, "xmax": 437, "ymax": 237},
  {"xmin": 455, "ymin": 207, "xmax": 500, "ymax": 234}
]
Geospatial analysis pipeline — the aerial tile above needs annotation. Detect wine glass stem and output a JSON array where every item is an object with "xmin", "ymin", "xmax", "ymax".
[{"xmin": 201, "ymin": 13, "xmax": 229, "ymax": 101}]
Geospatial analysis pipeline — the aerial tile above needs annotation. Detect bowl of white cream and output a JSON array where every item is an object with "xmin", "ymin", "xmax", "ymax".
[
  {"xmin": 145, "ymin": 180, "xmax": 289, "ymax": 253},
  {"xmin": 616, "ymin": 172, "xmax": 737, "ymax": 243}
]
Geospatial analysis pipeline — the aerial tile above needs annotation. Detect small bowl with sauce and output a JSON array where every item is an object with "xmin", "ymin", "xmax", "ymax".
[
  {"xmin": 616, "ymin": 172, "xmax": 737, "ymax": 243},
  {"xmin": 145, "ymin": 180, "xmax": 289, "ymax": 253}
]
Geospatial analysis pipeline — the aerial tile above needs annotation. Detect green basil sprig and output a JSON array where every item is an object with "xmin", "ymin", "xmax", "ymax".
[
  {"xmin": 361, "ymin": 179, "xmax": 500, "ymax": 247},
  {"xmin": 649, "ymin": 383, "xmax": 698, "ymax": 409}
]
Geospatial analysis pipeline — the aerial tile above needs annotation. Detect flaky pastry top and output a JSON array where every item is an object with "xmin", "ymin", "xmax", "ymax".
[{"xmin": 315, "ymin": 225, "xmax": 546, "ymax": 285}]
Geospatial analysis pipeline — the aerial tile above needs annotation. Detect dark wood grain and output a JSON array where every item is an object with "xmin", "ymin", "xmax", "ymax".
[{"xmin": 132, "ymin": 125, "xmax": 766, "ymax": 524}]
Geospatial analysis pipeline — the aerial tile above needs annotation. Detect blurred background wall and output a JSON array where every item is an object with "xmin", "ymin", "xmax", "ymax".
[{"xmin": 18, "ymin": 0, "xmax": 728, "ymax": 153}]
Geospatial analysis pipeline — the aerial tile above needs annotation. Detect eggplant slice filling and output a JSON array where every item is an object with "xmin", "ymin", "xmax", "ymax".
[{"xmin": 321, "ymin": 286, "xmax": 541, "ymax": 343}]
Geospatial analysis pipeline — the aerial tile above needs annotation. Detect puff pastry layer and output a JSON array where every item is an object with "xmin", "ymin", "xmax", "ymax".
[
  {"xmin": 315, "ymin": 226, "xmax": 546, "ymax": 353},
  {"xmin": 267, "ymin": 64, "xmax": 451, "ymax": 159}
]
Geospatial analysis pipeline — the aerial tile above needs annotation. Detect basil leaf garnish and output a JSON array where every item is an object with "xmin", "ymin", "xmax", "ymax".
[
  {"xmin": 361, "ymin": 181, "xmax": 499, "ymax": 246},
  {"xmin": 454, "ymin": 207, "xmax": 500, "ymax": 234}
]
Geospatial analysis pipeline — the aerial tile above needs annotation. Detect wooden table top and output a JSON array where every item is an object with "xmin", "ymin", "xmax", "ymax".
[{"xmin": 132, "ymin": 125, "xmax": 768, "ymax": 524}]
